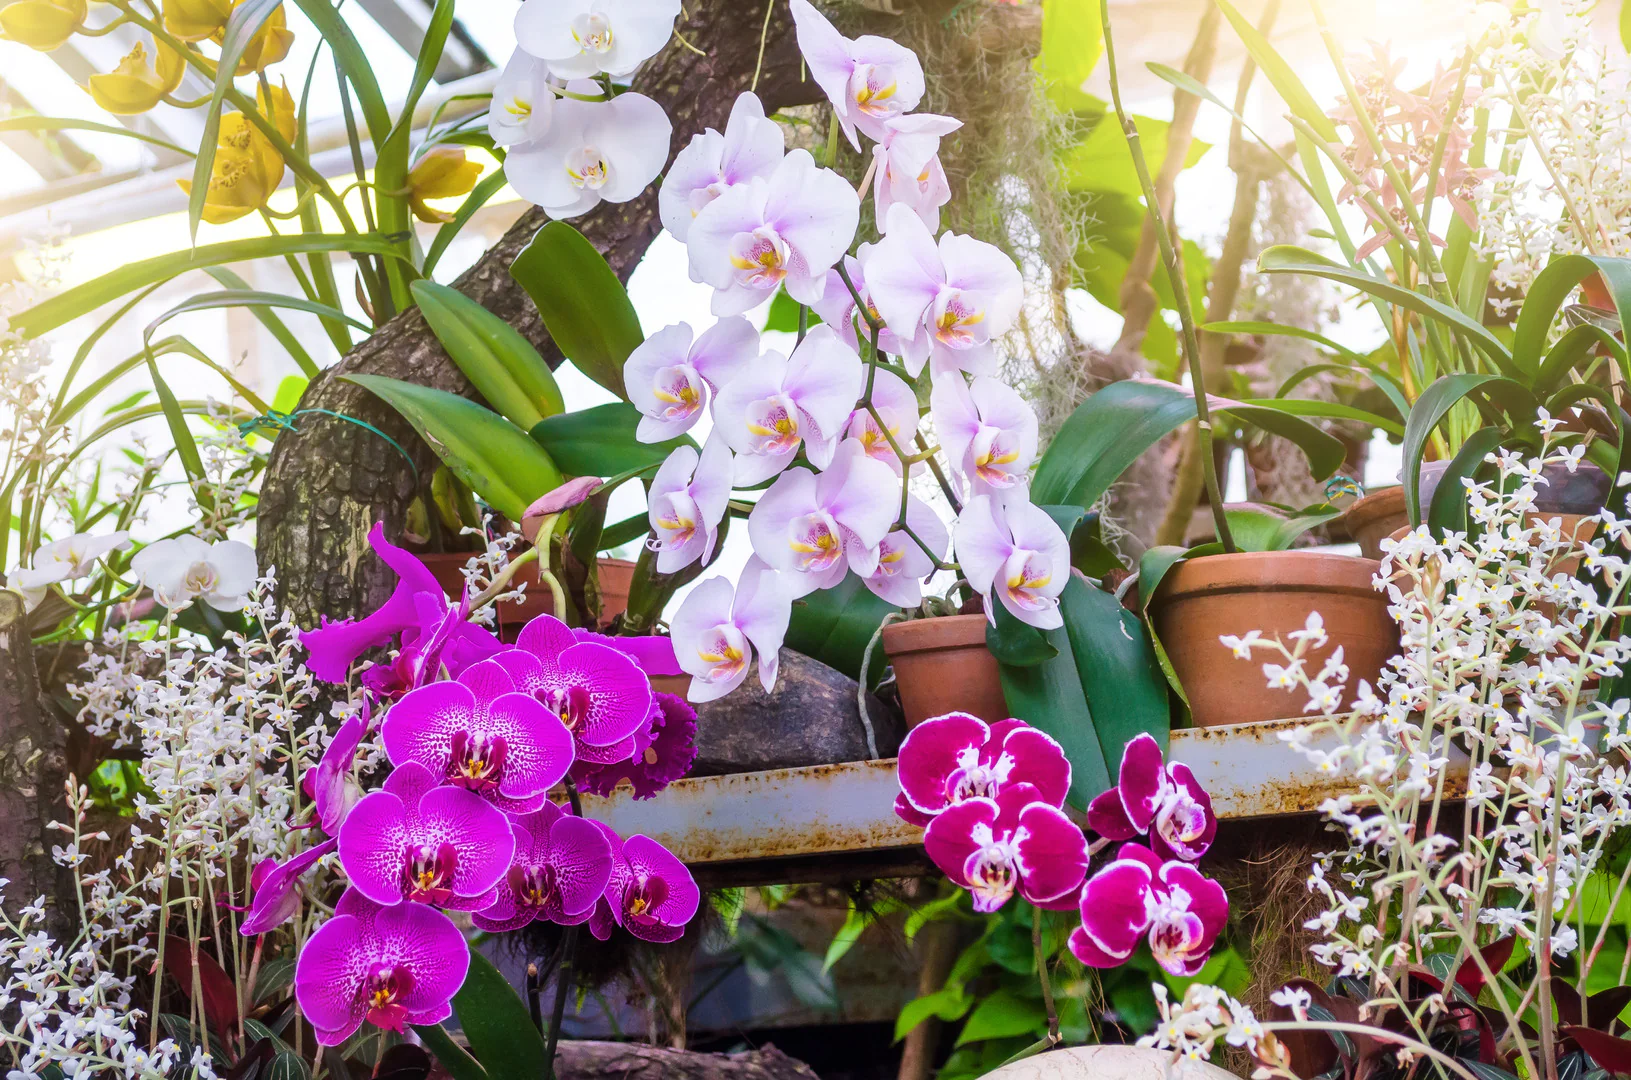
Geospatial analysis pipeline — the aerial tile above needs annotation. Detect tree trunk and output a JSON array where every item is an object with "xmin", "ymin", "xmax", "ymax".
[
  {"xmin": 258, "ymin": 0, "xmax": 823, "ymax": 627},
  {"xmin": 555, "ymin": 1040, "xmax": 821, "ymax": 1080}
]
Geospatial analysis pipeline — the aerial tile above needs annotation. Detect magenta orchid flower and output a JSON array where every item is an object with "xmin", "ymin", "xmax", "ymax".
[
  {"xmin": 866, "ymin": 203, "xmax": 1023, "ymax": 377},
  {"xmin": 894, "ymin": 713, "xmax": 1069, "ymax": 827},
  {"xmin": 923, "ymin": 783, "xmax": 1088, "ymax": 913},
  {"xmin": 569, "ymin": 627, "xmax": 685, "ymax": 678},
  {"xmin": 1088, "ymin": 732, "xmax": 1217, "ymax": 863},
  {"xmin": 954, "ymin": 495, "xmax": 1070, "ymax": 630},
  {"xmin": 301, "ymin": 524, "xmax": 444, "ymax": 683},
  {"xmin": 302, "ymin": 711, "xmax": 367, "ymax": 835},
  {"xmin": 844, "ymin": 366, "xmax": 921, "ymax": 476},
  {"xmin": 811, "ymin": 250, "xmax": 910, "ymax": 357},
  {"xmin": 670, "ymin": 558, "xmax": 791, "ymax": 702},
  {"xmin": 295, "ymin": 889, "xmax": 469, "ymax": 1045},
  {"xmin": 1069, "ymin": 842, "xmax": 1228, "ymax": 977},
  {"xmin": 688, "ymin": 149, "xmax": 859, "ymax": 316},
  {"xmin": 602, "ymin": 833, "xmax": 701, "ymax": 942},
  {"xmin": 648, "ymin": 434, "xmax": 732, "ymax": 574},
  {"xmin": 931, "ymin": 375, "xmax": 1038, "ymax": 498},
  {"xmin": 864, "ymin": 495, "xmax": 947, "ymax": 608},
  {"xmin": 380, "ymin": 659, "xmax": 574, "ymax": 815},
  {"xmin": 338, "ymin": 761, "xmax": 515, "ymax": 911},
  {"xmin": 492, "ymin": 614, "xmax": 655, "ymax": 770},
  {"xmin": 573, "ymin": 691, "xmax": 698, "ymax": 799},
  {"xmin": 473, "ymin": 801, "xmax": 614, "ymax": 932},
  {"xmin": 747, "ymin": 438, "xmax": 899, "ymax": 596},
  {"xmin": 660, "ymin": 91, "xmax": 785, "ymax": 242},
  {"xmin": 789, "ymin": 0, "xmax": 924, "ymax": 147},
  {"xmin": 712, "ymin": 325, "xmax": 863, "ymax": 486},
  {"xmin": 872, "ymin": 113, "xmax": 961, "ymax": 233},
  {"xmin": 625, "ymin": 317, "xmax": 759, "ymax": 443},
  {"xmin": 240, "ymin": 838, "xmax": 336, "ymax": 935}
]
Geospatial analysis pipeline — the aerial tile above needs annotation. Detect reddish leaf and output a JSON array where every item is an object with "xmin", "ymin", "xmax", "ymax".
[
  {"xmin": 1454, "ymin": 936, "xmax": 1515, "ymax": 998},
  {"xmin": 162, "ymin": 935, "xmax": 241, "ymax": 1035},
  {"xmin": 1588, "ymin": 987, "xmax": 1631, "ymax": 1033},
  {"xmin": 1555, "ymin": 978, "xmax": 1586, "ymax": 1028},
  {"xmin": 1263, "ymin": 978, "xmax": 1344, "ymax": 1079},
  {"xmin": 1565, "ymin": 1025, "xmax": 1631, "ymax": 1074}
]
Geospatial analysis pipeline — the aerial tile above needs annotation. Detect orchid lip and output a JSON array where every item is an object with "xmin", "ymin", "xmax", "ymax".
[
  {"xmin": 362, "ymin": 962, "xmax": 415, "ymax": 1031},
  {"xmin": 744, "ymin": 394, "xmax": 802, "ymax": 455},
  {"xmin": 405, "ymin": 842, "xmax": 460, "ymax": 905},
  {"xmin": 728, "ymin": 226, "xmax": 790, "ymax": 289},
  {"xmin": 448, "ymin": 729, "xmax": 508, "ymax": 790}
]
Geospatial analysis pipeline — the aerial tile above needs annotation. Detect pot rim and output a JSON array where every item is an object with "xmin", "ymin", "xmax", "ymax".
[
  {"xmin": 1341, "ymin": 485, "xmax": 1405, "ymax": 531},
  {"xmin": 1150, "ymin": 550, "xmax": 1383, "ymax": 606},
  {"xmin": 881, "ymin": 612, "xmax": 990, "ymax": 654}
]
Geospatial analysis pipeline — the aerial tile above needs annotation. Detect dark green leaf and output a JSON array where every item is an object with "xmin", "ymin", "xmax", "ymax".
[
  {"xmin": 412, "ymin": 1024, "xmax": 489, "ymax": 1080},
  {"xmin": 997, "ymin": 614, "xmax": 1112, "ymax": 810},
  {"xmin": 1513, "ymin": 254, "xmax": 1631, "ymax": 377},
  {"xmin": 1402, "ymin": 373, "xmax": 1528, "ymax": 523},
  {"xmin": 598, "ymin": 513, "xmax": 651, "ymax": 551},
  {"xmin": 448, "ymin": 944, "xmax": 547, "ymax": 1080},
  {"xmin": 785, "ymin": 572, "xmax": 897, "ymax": 687},
  {"xmin": 1426, "ymin": 427, "xmax": 1505, "ymax": 537},
  {"xmin": 528, "ymin": 402, "xmax": 692, "ymax": 478},
  {"xmin": 266, "ymin": 1052, "xmax": 312, "ymax": 1080},
  {"xmin": 955, "ymin": 988, "xmax": 1047, "ymax": 1046},
  {"xmin": 985, "ymin": 600, "xmax": 1059, "ymax": 667},
  {"xmin": 145, "ymin": 359, "xmax": 209, "ymax": 509},
  {"xmin": 1060, "ymin": 577, "xmax": 1169, "ymax": 784},
  {"xmin": 511, "ymin": 221, "xmax": 643, "ymax": 399},
  {"xmin": 413, "ymin": 279, "xmax": 564, "ymax": 430}
]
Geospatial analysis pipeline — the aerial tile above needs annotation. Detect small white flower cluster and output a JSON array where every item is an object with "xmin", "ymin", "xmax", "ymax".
[
  {"xmin": 1138, "ymin": 982, "xmax": 1292, "ymax": 1079},
  {"xmin": 1224, "ymin": 420, "xmax": 1631, "ymax": 1040}
]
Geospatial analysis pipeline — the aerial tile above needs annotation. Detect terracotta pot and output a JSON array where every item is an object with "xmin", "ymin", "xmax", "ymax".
[
  {"xmin": 1343, "ymin": 485, "xmax": 1406, "ymax": 560},
  {"xmin": 1148, "ymin": 551, "xmax": 1398, "ymax": 728},
  {"xmin": 882, "ymin": 614, "xmax": 1008, "ymax": 728},
  {"xmin": 979, "ymin": 1045, "xmax": 1235, "ymax": 1079},
  {"xmin": 422, "ymin": 554, "xmax": 636, "ymax": 638}
]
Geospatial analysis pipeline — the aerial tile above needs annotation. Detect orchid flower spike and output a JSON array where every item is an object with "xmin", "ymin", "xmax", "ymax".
[
  {"xmin": 625, "ymin": 317, "xmax": 759, "ymax": 443},
  {"xmin": 873, "ymin": 113, "xmax": 961, "ymax": 233},
  {"xmin": 507, "ymin": 92, "xmax": 672, "ymax": 220},
  {"xmin": 488, "ymin": 48, "xmax": 555, "ymax": 147},
  {"xmin": 747, "ymin": 438, "xmax": 899, "ymax": 595},
  {"xmin": 924, "ymin": 783, "xmax": 1089, "ymax": 913},
  {"xmin": 712, "ymin": 324, "xmax": 863, "ymax": 486},
  {"xmin": 131, "ymin": 535, "xmax": 257, "ymax": 612},
  {"xmin": 845, "ymin": 365, "xmax": 921, "ymax": 476},
  {"xmin": 515, "ymin": 0, "xmax": 680, "ymax": 78},
  {"xmin": 1070, "ymin": 843, "xmax": 1228, "ymax": 977},
  {"xmin": 670, "ymin": 558, "xmax": 792, "ymax": 701},
  {"xmin": 866, "ymin": 203, "xmax": 1023, "ymax": 378},
  {"xmin": 688, "ymin": 148, "xmax": 860, "ymax": 315},
  {"xmin": 789, "ymin": 0, "xmax": 925, "ymax": 147},
  {"xmin": 661, "ymin": 92, "xmax": 785, "ymax": 242},
  {"xmin": 864, "ymin": 495, "xmax": 948, "ymax": 608},
  {"xmin": 296, "ymin": 890, "xmax": 470, "ymax": 1045},
  {"xmin": 648, "ymin": 434, "xmax": 733, "ymax": 574},
  {"xmin": 931, "ymin": 374, "xmax": 1038, "ymax": 498},
  {"xmin": 954, "ymin": 495, "xmax": 1070, "ymax": 630},
  {"xmin": 894, "ymin": 713, "xmax": 1070, "ymax": 827},
  {"xmin": 474, "ymin": 800, "xmax": 614, "ymax": 932},
  {"xmin": 1087, "ymin": 732, "xmax": 1217, "ymax": 862}
]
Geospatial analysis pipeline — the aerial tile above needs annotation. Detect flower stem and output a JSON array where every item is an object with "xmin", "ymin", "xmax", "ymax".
[
  {"xmin": 545, "ymin": 781, "xmax": 587, "ymax": 1080},
  {"xmin": 1032, "ymin": 905, "xmax": 1061, "ymax": 1048}
]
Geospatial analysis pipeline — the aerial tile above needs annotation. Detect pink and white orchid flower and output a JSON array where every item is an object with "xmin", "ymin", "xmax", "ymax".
[
  {"xmin": 866, "ymin": 203, "xmax": 1023, "ymax": 377},
  {"xmin": 1069, "ymin": 842, "xmax": 1228, "ymax": 977},
  {"xmin": 488, "ymin": 48, "xmax": 555, "ymax": 148},
  {"xmin": 624, "ymin": 317, "xmax": 758, "ymax": 442},
  {"xmin": 712, "ymin": 324, "xmax": 863, "ymax": 486},
  {"xmin": 789, "ymin": 0, "xmax": 925, "ymax": 147},
  {"xmin": 660, "ymin": 92, "xmax": 785, "ymax": 242},
  {"xmin": 894, "ymin": 713, "xmax": 1070, "ymax": 827},
  {"xmin": 873, "ymin": 113, "xmax": 961, "ymax": 233},
  {"xmin": 954, "ymin": 495, "xmax": 1070, "ymax": 630},
  {"xmin": 687, "ymin": 148, "xmax": 859, "ymax": 315},
  {"xmin": 923, "ymin": 783, "xmax": 1088, "ymax": 913},
  {"xmin": 647, "ymin": 434, "xmax": 732, "ymax": 574},
  {"xmin": 844, "ymin": 365, "xmax": 920, "ymax": 475},
  {"xmin": 1087, "ymin": 732, "xmax": 1217, "ymax": 863},
  {"xmin": 747, "ymin": 438, "xmax": 898, "ymax": 595},
  {"xmin": 515, "ymin": 0, "xmax": 679, "ymax": 78},
  {"xmin": 931, "ymin": 374, "xmax": 1038, "ymax": 497},
  {"xmin": 810, "ymin": 250, "xmax": 910, "ymax": 357},
  {"xmin": 670, "ymin": 558, "xmax": 792, "ymax": 702},
  {"xmin": 507, "ymin": 92, "xmax": 672, "ymax": 220},
  {"xmin": 865, "ymin": 496, "xmax": 947, "ymax": 608}
]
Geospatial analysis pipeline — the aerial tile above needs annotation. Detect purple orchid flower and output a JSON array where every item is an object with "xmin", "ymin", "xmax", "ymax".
[
  {"xmin": 602, "ymin": 832, "xmax": 700, "ymax": 943},
  {"xmin": 568, "ymin": 626, "xmax": 686, "ymax": 678},
  {"xmin": 380, "ymin": 658, "xmax": 574, "ymax": 815},
  {"xmin": 922, "ymin": 783, "xmax": 1088, "ymax": 914},
  {"xmin": 338, "ymin": 761, "xmax": 515, "ymax": 911},
  {"xmin": 493, "ymin": 614, "xmax": 655, "ymax": 766},
  {"xmin": 894, "ymin": 713, "xmax": 1070, "ymax": 828},
  {"xmin": 1069, "ymin": 842, "xmax": 1228, "ymax": 977},
  {"xmin": 473, "ymin": 801, "xmax": 614, "ymax": 933},
  {"xmin": 1087, "ymin": 732, "xmax": 1217, "ymax": 863},
  {"xmin": 295, "ymin": 889, "xmax": 470, "ymax": 1045},
  {"xmin": 573, "ymin": 691, "xmax": 698, "ymax": 800},
  {"xmin": 302, "ymin": 710, "xmax": 367, "ymax": 835},
  {"xmin": 240, "ymin": 838, "xmax": 336, "ymax": 935}
]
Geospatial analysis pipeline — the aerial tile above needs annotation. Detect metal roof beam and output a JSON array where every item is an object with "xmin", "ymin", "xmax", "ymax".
[{"xmin": 351, "ymin": 0, "xmax": 491, "ymax": 83}]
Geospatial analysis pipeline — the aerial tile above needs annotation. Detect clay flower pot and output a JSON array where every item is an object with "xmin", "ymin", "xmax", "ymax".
[
  {"xmin": 882, "ymin": 613, "xmax": 1009, "ymax": 728},
  {"xmin": 422, "ymin": 554, "xmax": 636, "ymax": 638},
  {"xmin": 979, "ymin": 1044, "xmax": 1235, "ymax": 1079},
  {"xmin": 1343, "ymin": 485, "xmax": 1406, "ymax": 560},
  {"xmin": 1147, "ymin": 551, "xmax": 1398, "ymax": 728}
]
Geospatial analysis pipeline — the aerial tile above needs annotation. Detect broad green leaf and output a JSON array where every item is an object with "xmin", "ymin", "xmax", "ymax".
[
  {"xmin": 1060, "ymin": 576, "xmax": 1170, "ymax": 782},
  {"xmin": 1038, "ymin": 0, "xmax": 1103, "ymax": 111},
  {"xmin": 1220, "ymin": 502, "xmax": 1343, "ymax": 552},
  {"xmin": 955, "ymin": 988, "xmax": 1047, "ymax": 1046},
  {"xmin": 1214, "ymin": 0, "xmax": 1338, "ymax": 141},
  {"xmin": 895, "ymin": 986, "xmax": 972, "ymax": 1042},
  {"xmin": 785, "ymin": 571, "xmax": 897, "ymax": 687},
  {"xmin": 1513, "ymin": 254, "xmax": 1631, "ymax": 379},
  {"xmin": 997, "ymin": 613, "xmax": 1112, "ymax": 810},
  {"xmin": 511, "ymin": 221, "xmax": 643, "ymax": 399},
  {"xmin": 186, "ymin": 0, "xmax": 286, "ymax": 242},
  {"xmin": 986, "ymin": 596, "xmax": 1059, "ymax": 667},
  {"xmin": 345, "ymin": 374, "xmax": 563, "ymax": 521},
  {"xmin": 528, "ymin": 402, "xmax": 692, "ymax": 478},
  {"xmin": 413, "ymin": 280, "xmax": 564, "ymax": 430},
  {"xmin": 412, "ymin": 1023, "xmax": 489, "ymax": 1080},
  {"xmin": 1402, "ymin": 373, "xmax": 1533, "ymax": 523},
  {"xmin": 446, "ymin": 945, "xmax": 547, "ymax": 1080},
  {"xmin": 1427, "ymin": 427, "xmax": 1505, "ymax": 538},
  {"xmin": 1537, "ymin": 323, "xmax": 1626, "ymax": 393},
  {"xmin": 1061, "ymin": 113, "xmax": 1211, "ymax": 199},
  {"xmin": 764, "ymin": 288, "xmax": 818, "ymax": 332}
]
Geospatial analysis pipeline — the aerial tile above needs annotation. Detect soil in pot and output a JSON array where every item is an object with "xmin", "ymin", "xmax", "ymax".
[
  {"xmin": 1148, "ymin": 551, "xmax": 1398, "ymax": 728},
  {"xmin": 882, "ymin": 614, "xmax": 1008, "ymax": 728},
  {"xmin": 422, "ymin": 554, "xmax": 636, "ymax": 639}
]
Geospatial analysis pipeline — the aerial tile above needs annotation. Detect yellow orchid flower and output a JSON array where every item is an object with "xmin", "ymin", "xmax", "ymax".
[
  {"xmin": 214, "ymin": 0, "xmax": 293, "ymax": 74},
  {"xmin": 0, "ymin": 0, "xmax": 87, "ymax": 51},
  {"xmin": 406, "ymin": 146, "xmax": 483, "ymax": 223},
  {"xmin": 162, "ymin": 0, "xmax": 231, "ymax": 43},
  {"xmin": 176, "ymin": 82, "xmax": 296, "ymax": 225},
  {"xmin": 87, "ymin": 37, "xmax": 186, "ymax": 115}
]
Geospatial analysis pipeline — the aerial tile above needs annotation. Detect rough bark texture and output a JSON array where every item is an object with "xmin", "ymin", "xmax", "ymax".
[
  {"xmin": 258, "ymin": 0, "xmax": 823, "ymax": 627},
  {"xmin": 555, "ymin": 1040, "xmax": 822, "ymax": 1080},
  {"xmin": 0, "ymin": 595, "xmax": 72, "ymax": 938}
]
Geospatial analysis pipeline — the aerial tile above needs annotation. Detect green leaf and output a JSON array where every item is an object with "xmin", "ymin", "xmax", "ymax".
[
  {"xmin": 997, "ymin": 617, "xmax": 1112, "ymax": 810},
  {"xmin": 1062, "ymin": 112, "xmax": 1211, "ymax": 199},
  {"xmin": 12, "ymin": 234, "xmax": 407, "ymax": 341},
  {"xmin": 599, "ymin": 512, "xmax": 651, "ymax": 551},
  {"xmin": 425, "ymin": 167, "xmax": 510, "ymax": 276},
  {"xmin": 785, "ymin": 572, "xmax": 897, "ymax": 687},
  {"xmin": 985, "ymin": 600, "xmax": 1059, "ymax": 667},
  {"xmin": 266, "ymin": 1052, "xmax": 311, "ymax": 1080},
  {"xmin": 1402, "ymin": 373, "xmax": 1532, "ymax": 523},
  {"xmin": 448, "ymin": 944, "xmax": 547, "ymax": 1080},
  {"xmin": 413, "ymin": 1023, "xmax": 489, "ymax": 1080},
  {"xmin": 895, "ymin": 986, "xmax": 973, "ymax": 1042},
  {"xmin": 1038, "ymin": 0, "xmax": 1103, "ymax": 111},
  {"xmin": 291, "ymin": 0, "xmax": 389, "ymax": 144},
  {"xmin": 186, "ymin": 0, "xmax": 286, "ymax": 242},
  {"xmin": 413, "ymin": 280, "xmax": 564, "ymax": 430},
  {"xmin": 1513, "ymin": 254, "xmax": 1631, "ymax": 378},
  {"xmin": 0, "ymin": 115, "xmax": 191, "ymax": 156},
  {"xmin": 203, "ymin": 267, "xmax": 321, "ymax": 379},
  {"xmin": 511, "ymin": 221, "xmax": 643, "ymax": 399},
  {"xmin": 146, "ymin": 289, "xmax": 369, "ymax": 350},
  {"xmin": 1622, "ymin": 0, "xmax": 1631, "ymax": 51},
  {"xmin": 955, "ymin": 988, "xmax": 1047, "ymax": 1046},
  {"xmin": 1059, "ymin": 576, "xmax": 1170, "ymax": 783},
  {"xmin": 1221, "ymin": 502, "xmax": 1344, "ymax": 552},
  {"xmin": 764, "ymin": 288, "xmax": 818, "ymax": 332},
  {"xmin": 1202, "ymin": 319, "xmax": 1364, "ymax": 360},
  {"xmin": 1213, "ymin": 0, "xmax": 1338, "ymax": 141},
  {"xmin": 528, "ymin": 402, "xmax": 692, "ymax": 478},
  {"xmin": 145, "ymin": 359, "xmax": 209, "ymax": 508},
  {"xmin": 1237, "ymin": 396, "xmax": 1404, "ymax": 437},
  {"xmin": 345, "ymin": 374, "xmax": 564, "ymax": 521},
  {"xmin": 1427, "ymin": 427, "xmax": 1505, "ymax": 537}
]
